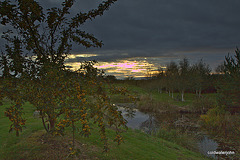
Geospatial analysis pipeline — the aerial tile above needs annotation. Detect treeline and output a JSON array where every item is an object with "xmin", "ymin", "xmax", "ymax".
[
  {"xmin": 153, "ymin": 58, "xmax": 212, "ymax": 102},
  {"xmin": 113, "ymin": 58, "xmax": 216, "ymax": 102},
  {"xmin": 115, "ymin": 49, "xmax": 240, "ymax": 112}
]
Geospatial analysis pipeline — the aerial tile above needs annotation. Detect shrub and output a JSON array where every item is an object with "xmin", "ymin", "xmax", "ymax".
[
  {"xmin": 190, "ymin": 96, "xmax": 215, "ymax": 113},
  {"xmin": 200, "ymin": 106, "xmax": 240, "ymax": 137}
]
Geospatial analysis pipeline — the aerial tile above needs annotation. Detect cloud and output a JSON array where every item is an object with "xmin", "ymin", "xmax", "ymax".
[
  {"xmin": 1, "ymin": 0, "xmax": 240, "ymax": 77},
  {"xmin": 72, "ymin": 0, "xmax": 240, "ymax": 70}
]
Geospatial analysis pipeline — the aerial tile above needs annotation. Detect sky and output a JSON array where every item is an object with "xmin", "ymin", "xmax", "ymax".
[{"xmin": 1, "ymin": 0, "xmax": 240, "ymax": 79}]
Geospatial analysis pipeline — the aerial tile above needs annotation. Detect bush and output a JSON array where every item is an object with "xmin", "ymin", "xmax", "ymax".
[
  {"xmin": 200, "ymin": 106, "xmax": 240, "ymax": 137},
  {"xmin": 190, "ymin": 96, "xmax": 215, "ymax": 113}
]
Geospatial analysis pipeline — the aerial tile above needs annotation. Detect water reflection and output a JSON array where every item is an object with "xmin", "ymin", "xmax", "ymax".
[
  {"xmin": 139, "ymin": 115, "xmax": 159, "ymax": 134},
  {"xmin": 198, "ymin": 136, "xmax": 218, "ymax": 159},
  {"xmin": 118, "ymin": 106, "xmax": 149, "ymax": 129}
]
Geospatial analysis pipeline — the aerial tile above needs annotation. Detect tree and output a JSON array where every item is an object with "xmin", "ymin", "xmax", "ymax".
[
  {"xmin": 105, "ymin": 75, "xmax": 117, "ymax": 82},
  {"xmin": 215, "ymin": 63, "xmax": 225, "ymax": 74},
  {"xmin": 217, "ymin": 48, "xmax": 240, "ymax": 111},
  {"xmin": 165, "ymin": 61, "xmax": 178, "ymax": 98},
  {"xmin": 0, "ymin": 0, "xmax": 130, "ymax": 153},
  {"xmin": 190, "ymin": 59, "xmax": 211, "ymax": 98},
  {"xmin": 156, "ymin": 66, "xmax": 165, "ymax": 94},
  {"xmin": 178, "ymin": 58, "xmax": 190, "ymax": 101},
  {"xmin": 0, "ymin": 0, "xmax": 117, "ymax": 71}
]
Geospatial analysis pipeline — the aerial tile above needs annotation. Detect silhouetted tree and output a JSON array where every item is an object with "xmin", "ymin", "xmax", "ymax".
[
  {"xmin": 215, "ymin": 63, "xmax": 225, "ymax": 74},
  {"xmin": 105, "ymin": 75, "xmax": 117, "ymax": 82}
]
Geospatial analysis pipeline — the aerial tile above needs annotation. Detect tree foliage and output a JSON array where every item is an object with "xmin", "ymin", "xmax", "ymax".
[
  {"xmin": 178, "ymin": 58, "xmax": 190, "ymax": 101},
  {"xmin": 165, "ymin": 61, "xmax": 178, "ymax": 98},
  {"xmin": 0, "ymin": 0, "xmax": 117, "ymax": 71},
  {"xmin": 156, "ymin": 58, "xmax": 211, "ymax": 102},
  {"xmin": 190, "ymin": 59, "xmax": 211, "ymax": 97},
  {"xmin": 0, "ymin": 0, "xmax": 132, "ymax": 153},
  {"xmin": 217, "ymin": 48, "xmax": 240, "ymax": 109}
]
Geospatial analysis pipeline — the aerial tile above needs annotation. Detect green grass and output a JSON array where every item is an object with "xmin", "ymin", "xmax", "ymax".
[
  {"xmin": 75, "ymin": 128, "xmax": 207, "ymax": 160},
  {"xmin": 151, "ymin": 91, "xmax": 217, "ymax": 107},
  {"xmin": 113, "ymin": 83, "xmax": 217, "ymax": 107},
  {"xmin": 0, "ymin": 99, "xmax": 209, "ymax": 160},
  {"xmin": 0, "ymin": 101, "xmax": 43, "ymax": 159}
]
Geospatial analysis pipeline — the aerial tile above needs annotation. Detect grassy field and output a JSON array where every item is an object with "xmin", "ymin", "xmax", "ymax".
[
  {"xmin": 0, "ymin": 99, "xmax": 209, "ymax": 160},
  {"xmin": 110, "ymin": 83, "xmax": 217, "ymax": 108}
]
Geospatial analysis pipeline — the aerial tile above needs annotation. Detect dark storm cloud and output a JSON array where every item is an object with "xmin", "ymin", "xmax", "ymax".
[
  {"xmin": 89, "ymin": 0, "xmax": 239, "ymax": 69},
  {"xmin": 81, "ymin": 0, "xmax": 240, "ymax": 51}
]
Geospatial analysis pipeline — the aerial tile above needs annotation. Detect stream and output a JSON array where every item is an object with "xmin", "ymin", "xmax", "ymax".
[{"xmin": 116, "ymin": 104, "xmax": 234, "ymax": 159}]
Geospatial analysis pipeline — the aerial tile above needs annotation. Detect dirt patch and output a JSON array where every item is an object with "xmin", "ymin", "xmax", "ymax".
[{"xmin": 19, "ymin": 130, "xmax": 100, "ymax": 160}]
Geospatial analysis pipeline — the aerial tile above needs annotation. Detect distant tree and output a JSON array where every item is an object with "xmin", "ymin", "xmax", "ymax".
[
  {"xmin": 156, "ymin": 66, "xmax": 165, "ymax": 94},
  {"xmin": 0, "ymin": 0, "xmax": 130, "ymax": 153},
  {"xmin": 190, "ymin": 59, "xmax": 211, "ymax": 97},
  {"xmin": 215, "ymin": 63, "xmax": 225, "ymax": 74},
  {"xmin": 217, "ymin": 48, "xmax": 240, "ymax": 110},
  {"xmin": 178, "ymin": 58, "xmax": 190, "ymax": 101},
  {"xmin": 165, "ymin": 61, "xmax": 178, "ymax": 98},
  {"xmin": 105, "ymin": 75, "xmax": 117, "ymax": 82},
  {"xmin": 146, "ymin": 67, "xmax": 153, "ymax": 78}
]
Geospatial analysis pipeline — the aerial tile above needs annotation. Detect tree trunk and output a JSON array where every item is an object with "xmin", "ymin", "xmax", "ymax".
[
  {"xmin": 181, "ymin": 90, "xmax": 185, "ymax": 102},
  {"xmin": 158, "ymin": 87, "xmax": 162, "ymax": 94},
  {"xmin": 41, "ymin": 115, "xmax": 49, "ymax": 132},
  {"xmin": 50, "ymin": 119, "xmax": 55, "ymax": 131},
  {"xmin": 40, "ymin": 110, "xmax": 49, "ymax": 132},
  {"xmin": 199, "ymin": 88, "xmax": 202, "ymax": 98},
  {"xmin": 48, "ymin": 115, "xmax": 55, "ymax": 132},
  {"xmin": 172, "ymin": 90, "xmax": 174, "ymax": 99}
]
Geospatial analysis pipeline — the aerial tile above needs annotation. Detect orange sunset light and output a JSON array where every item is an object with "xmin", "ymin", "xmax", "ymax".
[
  {"xmin": 65, "ymin": 58, "xmax": 159, "ymax": 78},
  {"xmin": 93, "ymin": 60, "xmax": 158, "ymax": 78}
]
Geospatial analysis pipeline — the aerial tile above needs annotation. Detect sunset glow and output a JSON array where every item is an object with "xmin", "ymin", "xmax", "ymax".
[
  {"xmin": 65, "ymin": 58, "xmax": 161, "ymax": 79},
  {"xmin": 94, "ymin": 60, "xmax": 158, "ymax": 79},
  {"xmin": 96, "ymin": 62, "xmax": 139, "ymax": 69}
]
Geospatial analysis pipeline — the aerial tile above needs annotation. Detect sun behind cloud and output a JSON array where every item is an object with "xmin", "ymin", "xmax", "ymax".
[
  {"xmin": 94, "ymin": 60, "xmax": 158, "ymax": 79},
  {"xmin": 65, "ymin": 54, "xmax": 162, "ymax": 79}
]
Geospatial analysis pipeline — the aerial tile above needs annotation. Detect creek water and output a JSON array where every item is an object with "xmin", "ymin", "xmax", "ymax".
[{"xmin": 117, "ymin": 105, "xmax": 220, "ymax": 159}]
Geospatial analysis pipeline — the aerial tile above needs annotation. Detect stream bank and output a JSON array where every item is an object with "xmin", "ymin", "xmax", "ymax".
[{"xmin": 116, "ymin": 103, "xmax": 238, "ymax": 159}]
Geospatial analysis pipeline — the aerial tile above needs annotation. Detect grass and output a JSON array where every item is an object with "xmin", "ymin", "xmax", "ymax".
[
  {"xmin": 153, "ymin": 128, "xmax": 198, "ymax": 152},
  {"xmin": 0, "ymin": 99, "xmax": 209, "ymax": 160},
  {"xmin": 93, "ymin": 130, "xmax": 204, "ymax": 160},
  {"xmin": 142, "ymin": 88, "xmax": 216, "ymax": 107},
  {"xmin": 112, "ymin": 83, "xmax": 217, "ymax": 111}
]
